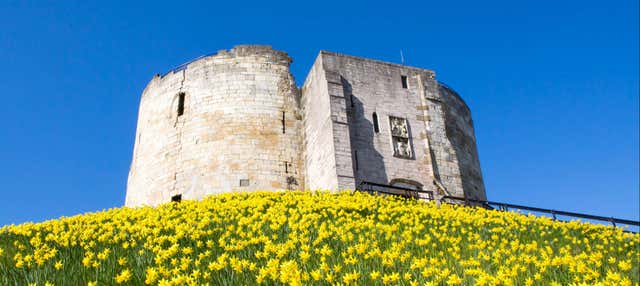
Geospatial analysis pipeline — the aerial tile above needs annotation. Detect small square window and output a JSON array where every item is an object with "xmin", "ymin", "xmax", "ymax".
[
  {"xmin": 239, "ymin": 179, "xmax": 250, "ymax": 187},
  {"xmin": 171, "ymin": 194, "xmax": 182, "ymax": 203},
  {"xmin": 401, "ymin": 75, "xmax": 408, "ymax": 89}
]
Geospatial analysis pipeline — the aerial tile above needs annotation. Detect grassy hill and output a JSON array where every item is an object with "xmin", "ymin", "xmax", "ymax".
[{"xmin": 0, "ymin": 191, "xmax": 637, "ymax": 285}]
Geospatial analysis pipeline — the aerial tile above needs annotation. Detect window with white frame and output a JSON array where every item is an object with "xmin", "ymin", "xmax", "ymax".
[{"xmin": 389, "ymin": 116, "xmax": 412, "ymax": 158}]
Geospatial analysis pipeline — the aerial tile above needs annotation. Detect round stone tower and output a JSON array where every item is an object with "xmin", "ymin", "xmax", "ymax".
[{"xmin": 126, "ymin": 45, "xmax": 304, "ymax": 207}]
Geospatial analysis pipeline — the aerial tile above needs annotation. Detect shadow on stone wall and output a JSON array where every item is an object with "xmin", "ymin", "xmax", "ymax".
[
  {"xmin": 440, "ymin": 85, "xmax": 486, "ymax": 200},
  {"xmin": 341, "ymin": 78, "xmax": 388, "ymax": 188}
]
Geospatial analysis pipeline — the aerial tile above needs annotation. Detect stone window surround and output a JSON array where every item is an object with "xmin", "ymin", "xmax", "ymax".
[
  {"xmin": 171, "ymin": 92, "xmax": 189, "ymax": 124},
  {"xmin": 388, "ymin": 115, "xmax": 413, "ymax": 159},
  {"xmin": 177, "ymin": 92, "xmax": 185, "ymax": 116},
  {"xmin": 401, "ymin": 75, "xmax": 408, "ymax": 89},
  {"xmin": 372, "ymin": 112, "xmax": 380, "ymax": 133}
]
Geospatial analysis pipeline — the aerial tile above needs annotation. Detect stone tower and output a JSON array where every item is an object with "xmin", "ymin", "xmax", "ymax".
[
  {"xmin": 126, "ymin": 45, "xmax": 486, "ymax": 207},
  {"xmin": 126, "ymin": 46, "xmax": 304, "ymax": 206},
  {"xmin": 301, "ymin": 51, "xmax": 485, "ymax": 200}
]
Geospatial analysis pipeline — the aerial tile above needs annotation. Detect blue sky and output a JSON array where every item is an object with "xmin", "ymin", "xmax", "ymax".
[{"xmin": 0, "ymin": 0, "xmax": 637, "ymax": 226}]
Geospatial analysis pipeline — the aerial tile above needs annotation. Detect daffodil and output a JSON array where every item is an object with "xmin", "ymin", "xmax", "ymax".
[
  {"xmin": 115, "ymin": 269, "xmax": 131, "ymax": 284},
  {"xmin": 0, "ymin": 191, "xmax": 637, "ymax": 285}
]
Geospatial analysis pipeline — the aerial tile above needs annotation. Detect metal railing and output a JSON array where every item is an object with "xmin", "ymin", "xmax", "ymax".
[
  {"xmin": 355, "ymin": 181, "xmax": 639, "ymax": 232},
  {"xmin": 441, "ymin": 196, "xmax": 639, "ymax": 231},
  {"xmin": 161, "ymin": 52, "xmax": 217, "ymax": 77}
]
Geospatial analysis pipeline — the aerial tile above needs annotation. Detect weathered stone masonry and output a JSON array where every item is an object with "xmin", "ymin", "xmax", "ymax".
[{"xmin": 126, "ymin": 45, "xmax": 486, "ymax": 207}]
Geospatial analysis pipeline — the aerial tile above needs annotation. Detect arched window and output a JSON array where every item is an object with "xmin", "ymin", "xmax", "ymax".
[{"xmin": 373, "ymin": 112, "xmax": 380, "ymax": 133}]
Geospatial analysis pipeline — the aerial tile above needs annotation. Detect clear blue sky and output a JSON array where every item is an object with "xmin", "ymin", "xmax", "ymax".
[{"xmin": 0, "ymin": 1, "xmax": 637, "ymax": 226}]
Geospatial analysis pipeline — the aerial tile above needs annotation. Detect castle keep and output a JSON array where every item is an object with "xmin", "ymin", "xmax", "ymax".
[{"xmin": 125, "ymin": 45, "xmax": 486, "ymax": 207}]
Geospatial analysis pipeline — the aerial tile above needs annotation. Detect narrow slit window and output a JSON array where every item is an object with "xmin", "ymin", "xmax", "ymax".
[
  {"xmin": 284, "ymin": 161, "xmax": 289, "ymax": 174},
  {"xmin": 171, "ymin": 194, "xmax": 182, "ymax": 203},
  {"xmin": 354, "ymin": 150, "xmax": 359, "ymax": 170},
  {"xmin": 177, "ymin": 93, "xmax": 185, "ymax": 116},
  {"xmin": 373, "ymin": 112, "xmax": 380, "ymax": 133},
  {"xmin": 401, "ymin": 75, "xmax": 408, "ymax": 89},
  {"xmin": 282, "ymin": 111, "xmax": 286, "ymax": 134}
]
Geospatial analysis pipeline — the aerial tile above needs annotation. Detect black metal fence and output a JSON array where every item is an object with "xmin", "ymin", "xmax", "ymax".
[
  {"xmin": 441, "ymin": 196, "xmax": 639, "ymax": 231},
  {"xmin": 356, "ymin": 181, "xmax": 639, "ymax": 232},
  {"xmin": 161, "ymin": 52, "xmax": 217, "ymax": 77}
]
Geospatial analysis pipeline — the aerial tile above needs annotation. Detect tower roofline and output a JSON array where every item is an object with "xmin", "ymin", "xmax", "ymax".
[
  {"xmin": 314, "ymin": 50, "xmax": 471, "ymax": 111},
  {"xmin": 160, "ymin": 45, "xmax": 291, "ymax": 77},
  {"xmin": 318, "ymin": 50, "xmax": 435, "ymax": 78}
]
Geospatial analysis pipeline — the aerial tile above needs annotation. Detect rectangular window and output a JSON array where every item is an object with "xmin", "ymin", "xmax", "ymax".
[
  {"xmin": 389, "ymin": 116, "xmax": 412, "ymax": 158},
  {"xmin": 177, "ymin": 93, "xmax": 185, "ymax": 116},
  {"xmin": 401, "ymin": 75, "xmax": 408, "ymax": 89},
  {"xmin": 171, "ymin": 194, "xmax": 182, "ymax": 203},
  {"xmin": 239, "ymin": 179, "xmax": 250, "ymax": 187}
]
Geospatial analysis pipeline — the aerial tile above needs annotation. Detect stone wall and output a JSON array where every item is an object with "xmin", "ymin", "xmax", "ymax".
[
  {"xmin": 302, "ymin": 51, "xmax": 486, "ymax": 199},
  {"xmin": 300, "ymin": 56, "xmax": 340, "ymax": 190},
  {"xmin": 126, "ymin": 46, "xmax": 304, "ymax": 207},
  {"xmin": 311, "ymin": 52, "xmax": 436, "ymax": 192},
  {"xmin": 438, "ymin": 84, "xmax": 486, "ymax": 200}
]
